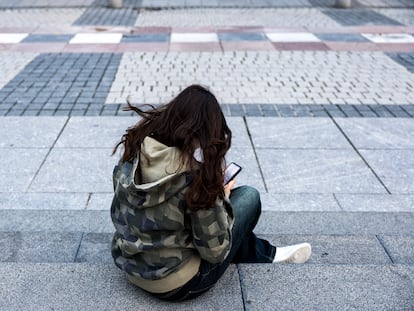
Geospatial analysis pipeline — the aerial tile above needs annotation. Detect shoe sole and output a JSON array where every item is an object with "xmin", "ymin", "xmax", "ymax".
[{"xmin": 282, "ymin": 243, "xmax": 312, "ymax": 264}]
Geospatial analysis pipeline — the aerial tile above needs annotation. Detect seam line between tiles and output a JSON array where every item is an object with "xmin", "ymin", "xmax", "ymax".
[
  {"xmin": 73, "ymin": 232, "xmax": 85, "ymax": 263},
  {"xmin": 332, "ymin": 193, "xmax": 345, "ymax": 211},
  {"xmin": 25, "ymin": 116, "xmax": 71, "ymax": 192},
  {"xmin": 375, "ymin": 235, "xmax": 395, "ymax": 264},
  {"xmin": 324, "ymin": 110, "xmax": 392, "ymax": 195},
  {"xmin": 243, "ymin": 116, "xmax": 268, "ymax": 192},
  {"xmin": 236, "ymin": 264, "xmax": 250, "ymax": 311}
]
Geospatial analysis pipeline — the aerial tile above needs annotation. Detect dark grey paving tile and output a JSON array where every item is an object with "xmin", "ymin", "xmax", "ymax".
[
  {"xmin": 0, "ymin": 210, "xmax": 112, "ymax": 233},
  {"xmin": 73, "ymin": 7, "xmax": 138, "ymax": 26},
  {"xmin": 260, "ymin": 234, "xmax": 391, "ymax": 264},
  {"xmin": 387, "ymin": 52, "xmax": 414, "ymax": 74},
  {"xmin": 22, "ymin": 34, "xmax": 74, "ymax": 43},
  {"xmin": 255, "ymin": 211, "xmax": 414, "ymax": 235},
  {"xmin": 75, "ymin": 233, "xmax": 113, "ymax": 263},
  {"xmin": 378, "ymin": 235, "xmax": 414, "ymax": 264},
  {"xmin": 0, "ymin": 193, "xmax": 89, "ymax": 210},
  {"xmin": 0, "ymin": 232, "xmax": 81, "ymax": 263},
  {"xmin": 121, "ymin": 34, "xmax": 170, "ymax": 42},
  {"xmin": 0, "ymin": 263, "xmax": 242, "ymax": 310},
  {"xmin": 218, "ymin": 32, "xmax": 266, "ymax": 41},
  {"xmin": 260, "ymin": 193, "xmax": 341, "ymax": 212},
  {"xmin": 0, "ymin": 53, "xmax": 122, "ymax": 116},
  {"xmin": 322, "ymin": 9, "xmax": 403, "ymax": 26},
  {"xmin": 239, "ymin": 264, "xmax": 414, "ymax": 310},
  {"xmin": 315, "ymin": 33, "xmax": 369, "ymax": 42}
]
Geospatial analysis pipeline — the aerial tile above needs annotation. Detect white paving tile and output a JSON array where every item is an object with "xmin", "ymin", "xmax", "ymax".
[
  {"xmin": 170, "ymin": 33, "xmax": 219, "ymax": 43},
  {"xmin": 69, "ymin": 33, "xmax": 123, "ymax": 44},
  {"xmin": 0, "ymin": 33, "xmax": 28, "ymax": 43},
  {"xmin": 265, "ymin": 32, "xmax": 320, "ymax": 42},
  {"xmin": 362, "ymin": 33, "xmax": 414, "ymax": 43}
]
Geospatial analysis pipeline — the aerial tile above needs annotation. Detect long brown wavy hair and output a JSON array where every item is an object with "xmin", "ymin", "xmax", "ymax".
[{"xmin": 113, "ymin": 85, "xmax": 232, "ymax": 211}]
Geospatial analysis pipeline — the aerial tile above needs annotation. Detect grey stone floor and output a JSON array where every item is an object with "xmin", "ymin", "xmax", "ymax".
[
  {"xmin": 0, "ymin": 116, "xmax": 413, "ymax": 310},
  {"xmin": 1, "ymin": 0, "xmax": 414, "ymax": 309}
]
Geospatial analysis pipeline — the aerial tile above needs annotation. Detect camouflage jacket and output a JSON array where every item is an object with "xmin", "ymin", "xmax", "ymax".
[{"xmin": 111, "ymin": 137, "xmax": 234, "ymax": 293}]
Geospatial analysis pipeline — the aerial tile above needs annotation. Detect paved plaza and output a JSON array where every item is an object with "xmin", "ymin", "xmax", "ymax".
[{"xmin": 0, "ymin": 0, "xmax": 413, "ymax": 310}]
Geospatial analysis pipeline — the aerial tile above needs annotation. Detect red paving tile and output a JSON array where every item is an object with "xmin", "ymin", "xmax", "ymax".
[
  {"xmin": 131, "ymin": 27, "xmax": 172, "ymax": 34},
  {"xmin": 168, "ymin": 42, "xmax": 222, "ymax": 52},
  {"xmin": 272, "ymin": 42, "xmax": 329, "ymax": 51},
  {"xmin": 0, "ymin": 44, "xmax": 11, "ymax": 51},
  {"xmin": 115, "ymin": 42, "xmax": 169, "ymax": 52},
  {"xmin": 0, "ymin": 27, "xmax": 37, "ymax": 33},
  {"xmin": 221, "ymin": 41, "xmax": 274, "ymax": 51},
  {"xmin": 350, "ymin": 26, "xmax": 409, "ymax": 34},
  {"xmin": 325, "ymin": 42, "xmax": 379, "ymax": 51},
  {"xmin": 375, "ymin": 43, "xmax": 414, "ymax": 52},
  {"xmin": 33, "ymin": 26, "xmax": 81, "ymax": 34},
  {"xmin": 61, "ymin": 44, "xmax": 118, "ymax": 52}
]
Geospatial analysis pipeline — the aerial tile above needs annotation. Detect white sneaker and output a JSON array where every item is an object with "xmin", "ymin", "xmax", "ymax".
[{"xmin": 273, "ymin": 243, "xmax": 312, "ymax": 264}]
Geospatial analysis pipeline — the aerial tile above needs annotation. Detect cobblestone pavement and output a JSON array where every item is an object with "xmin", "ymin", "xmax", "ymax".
[
  {"xmin": 136, "ymin": 8, "xmax": 342, "ymax": 27},
  {"xmin": 0, "ymin": 9, "xmax": 85, "ymax": 27},
  {"xmin": 105, "ymin": 51, "xmax": 413, "ymax": 105}
]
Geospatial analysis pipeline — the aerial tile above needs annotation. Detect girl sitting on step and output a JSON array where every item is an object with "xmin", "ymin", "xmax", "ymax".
[{"xmin": 110, "ymin": 84, "xmax": 311, "ymax": 301}]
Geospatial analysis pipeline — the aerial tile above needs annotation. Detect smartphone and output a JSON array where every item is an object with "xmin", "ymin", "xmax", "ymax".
[{"xmin": 224, "ymin": 162, "xmax": 242, "ymax": 185}]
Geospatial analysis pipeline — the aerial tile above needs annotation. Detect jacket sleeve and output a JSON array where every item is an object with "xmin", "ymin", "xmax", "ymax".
[{"xmin": 189, "ymin": 198, "xmax": 234, "ymax": 263}]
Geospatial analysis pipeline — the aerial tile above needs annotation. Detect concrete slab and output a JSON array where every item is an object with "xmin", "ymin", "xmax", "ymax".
[
  {"xmin": 335, "ymin": 118, "xmax": 414, "ymax": 149},
  {"xmin": 0, "ymin": 210, "xmax": 113, "ymax": 233},
  {"xmin": 55, "ymin": 117, "xmax": 137, "ymax": 148},
  {"xmin": 259, "ymin": 234, "xmax": 391, "ymax": 265},
  {"xmin": 247, "ymin": 118, "xmax": 350, "ymax": 149},
  {"xmin": 226, "ymin": 147, "xmax": 265, "ymax": 192},
  {"xmin": 75, "ymin": 232, "xmax": 113, "ymax": 264},
  {"xmin": 0, "ymin": 232, "xmax": 81, "ymax": 263},
  {"xmin": 360, "ymin": 149, "xmax": 414, "ymax": 194},
  {"xmin": 260, "ymin": 193, "xmax": 341, "ymax": 211},
  {"xmin": 87, "ymin": 193, "xmax": 113, "ymax": 210},
  {"xmin": 0, "ymin": 148, "xmax": 48, "ymax": 192},
  {"xmin": 28, "ymin": 148, "xmax": 117, "ymax": 193},
  {"xmin": 378, "ymin": 235, "xmax": 414, "ymax": 264},
  {"xmin": 0, "ymin": 263, "xmax": 243, "ymax": 310},
  {"xmin": 256, "ymin": 149, "xmax": 387, "ymax": 193},
  {"xmin": 226, "ymin": 117, "xmax": 251, "ymax": 148},
  {"xmin": 335, "ymin": 194, "xmax": 414, "ymax": 212},
  {"xmin": 0, "ymin": 117, "xmax": 67, "ymax": 148},
  {"xmin": 239, "ymin": 264, "xmax": 414, "ymax": 310},
  {"xmin": 255, "ymin": 211, "xmax": 414, "ymax": 235},
  {"xmin": 0, "ymin": 193, "xmax": 89, "ymax": 210}
]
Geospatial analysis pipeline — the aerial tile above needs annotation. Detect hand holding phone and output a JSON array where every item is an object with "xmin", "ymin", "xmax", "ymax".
[{"xmin": 224, "ymin": 162, "xmax": 242, "ymax": 185}]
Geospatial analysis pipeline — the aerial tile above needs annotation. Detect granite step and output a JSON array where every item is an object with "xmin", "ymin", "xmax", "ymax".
[
  {"xmin": 0, "ymin": 262, "xmax": 412, "ymax": 311},
  {"xmin": 1, "ymin": 231, "xmax": 413, "ymax": 266},
  {"xmin": 1, "ymin": 210, "xmax": 413, "ymax": 235}
]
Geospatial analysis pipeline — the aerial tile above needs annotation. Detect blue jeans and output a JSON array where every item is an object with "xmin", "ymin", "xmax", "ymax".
[{"xmin": 151, "ymin": 186, "xmax": 276, "ymax": 301}]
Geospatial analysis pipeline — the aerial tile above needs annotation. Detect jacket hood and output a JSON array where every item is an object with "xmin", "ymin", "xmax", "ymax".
[{"xmin": 117, "ymin": 137, "xmax": 190, "ymax": 198}]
